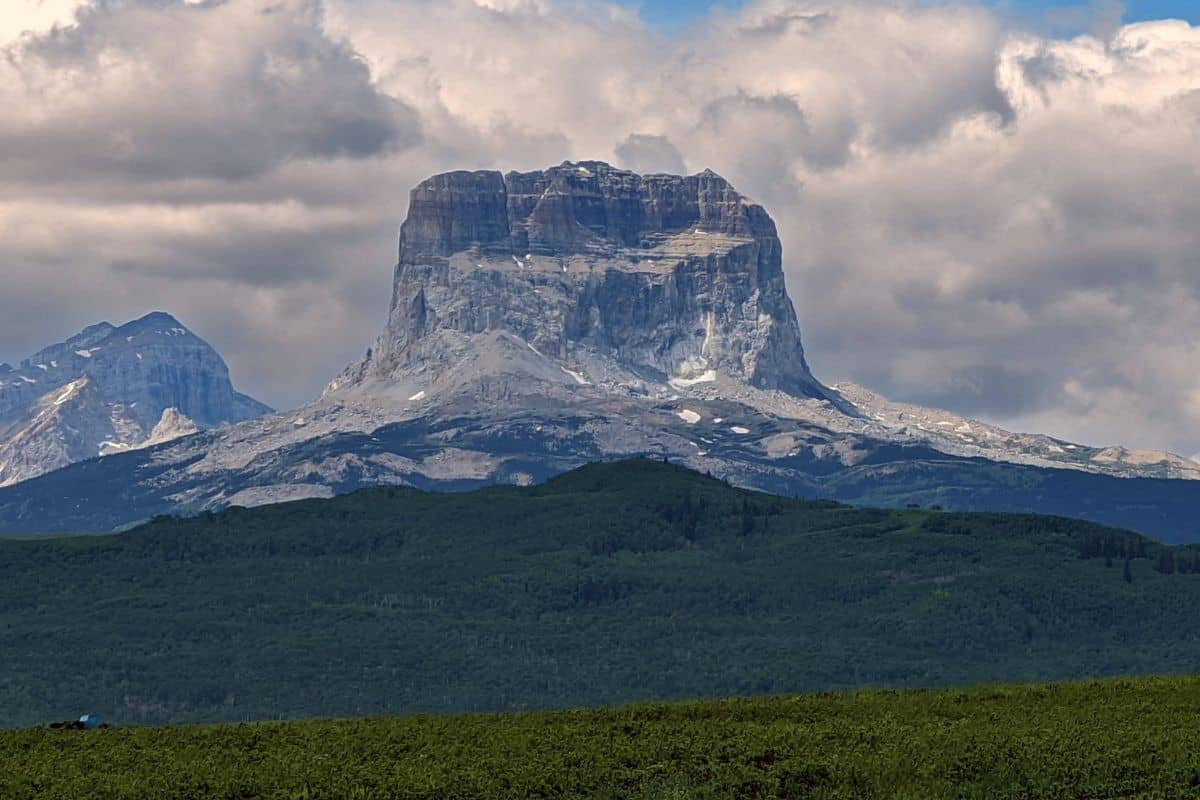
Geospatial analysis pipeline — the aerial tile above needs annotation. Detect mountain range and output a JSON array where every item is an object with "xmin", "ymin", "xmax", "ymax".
[{"xmin": 0, "ymin": 161, "xmax": 1196, "ymax": 538}]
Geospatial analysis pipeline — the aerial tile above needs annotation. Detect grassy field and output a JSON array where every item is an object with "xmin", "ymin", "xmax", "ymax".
[{"xmin": 4, "ymin": 675, "xmax": 1200, "ymax": 799}]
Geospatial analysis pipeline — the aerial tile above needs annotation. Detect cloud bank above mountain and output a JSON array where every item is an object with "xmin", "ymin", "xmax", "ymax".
[{"xmin": 0, "ymin": 0, "xmax": 1197, "ymax": 460}]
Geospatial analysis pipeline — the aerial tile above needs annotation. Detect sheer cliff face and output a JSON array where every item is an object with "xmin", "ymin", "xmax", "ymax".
[{"xmin": 366, "ymin": 161, "xmax": 827, "ymax": 399}]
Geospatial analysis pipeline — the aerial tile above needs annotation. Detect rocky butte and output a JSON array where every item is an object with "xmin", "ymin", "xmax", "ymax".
[
  {"xmin": 0, "ymin": 162, "xmax": 1198, "ymax": 538},
  {"xmin": 347, "ymin": 163, "xmax": 829, "ymax": 401}
]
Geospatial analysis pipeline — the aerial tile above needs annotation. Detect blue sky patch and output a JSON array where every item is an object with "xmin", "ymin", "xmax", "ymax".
[{"xmin": 628, "ymin": 0, "xmax": 1200, "ymax": 30}]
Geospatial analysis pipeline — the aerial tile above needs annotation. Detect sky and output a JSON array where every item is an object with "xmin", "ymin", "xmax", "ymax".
[
  {"xmin": 632, "ymin": 0, "xmax": 1200, "ymax": 28},
  {"xmin": 0, "ymin": 0, "xmax": 1198, "ymax": 463}
]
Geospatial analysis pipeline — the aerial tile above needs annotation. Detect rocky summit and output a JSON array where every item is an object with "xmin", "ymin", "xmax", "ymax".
[
  {"xmin": 348, "ymin": 162, "xmax": 828, "ymax": 401},
  {"xmin": 0, "ymin": 163, "xmax": 1198, "ymax": 538},
  {"xmin": 0, "ymin": 312, "xmax": 270, "ymax": 487}
]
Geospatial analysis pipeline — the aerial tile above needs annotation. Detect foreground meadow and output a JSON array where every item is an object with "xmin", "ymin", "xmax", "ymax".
[{"xmin": 4, "ymin": 675, "xmax": 1200, "ymax": 799}]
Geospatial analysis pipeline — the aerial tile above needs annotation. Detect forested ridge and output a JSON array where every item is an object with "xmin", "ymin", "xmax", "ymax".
[{"xmin": 3, "ymin": 459, "xmax": 1199, "ymax": 728}]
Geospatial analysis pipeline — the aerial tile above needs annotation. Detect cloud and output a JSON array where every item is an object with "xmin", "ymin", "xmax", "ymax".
[
  {"xmin": 0, "ymin": 0, "xmax": 1198, "ymax": 461},
  {"xmin": 0, "ymin": 0, "xmax": 420, "ymax": 183},
  {"xmin": 615, "ymin": 134, "xmax": 687, "ymax": 176},
  {"xmin": 0, "ymin": 0, "xmax": 90, "ymax": 44}
]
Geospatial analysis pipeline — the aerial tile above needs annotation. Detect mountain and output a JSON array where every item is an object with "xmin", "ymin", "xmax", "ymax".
[
  {"xmin": 0, "ymin": 162, "xmax": 1197, "ymax": 537},
  {"xmin": 3, "ymin": 459, "xmax": 1200, "ymax": 728},
  {"xmin": 0, "ymin": 312, "xmax": 270, "ymax": 486},
  {"xmin": 331, "ymin": 160, "xmax": 1198, "ymax": 481},
  {"xmin": 350, "ymin": 164, "xmax": 831, "ymax": 400}
]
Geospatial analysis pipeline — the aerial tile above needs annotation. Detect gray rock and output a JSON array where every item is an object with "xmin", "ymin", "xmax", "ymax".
[
  {"xmin": 0, "ymin": 312, "xmax": 271, "ymax": 486},
  {"xmin": 362, "ymin": 161, "xmax": 829, "ymax": 400}
]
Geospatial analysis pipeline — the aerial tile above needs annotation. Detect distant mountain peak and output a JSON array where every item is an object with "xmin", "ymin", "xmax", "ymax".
[
  {"xmin": 316, "ymin": 162, "xmax": 1198, "ymax": 483},
  {"xmin": 121, "ymin": 310, "xmax": 187, "ymax": 329},
  {"xmin": 0, "ymin": 313, "xmax": 270, "ymax": 487},
  {"xmin": 78, "ymin": 321, "xmax": 116, "ymax": 336}
]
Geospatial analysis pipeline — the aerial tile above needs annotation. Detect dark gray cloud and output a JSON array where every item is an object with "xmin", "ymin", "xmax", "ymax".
[{"xmin": 692, "ymin": 92, "xmax": 825, "ymax": 203}]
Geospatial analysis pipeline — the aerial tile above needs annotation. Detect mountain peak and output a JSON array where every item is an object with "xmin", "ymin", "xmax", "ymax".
[
  {"xmin": 359, "ymin": 161, "xmax": 828, "ymax": 401},
  {"xmin": 113, "ymin": 311, "xmax": 198, "ymax": 341},
  {"xmin": 0, "ymin": 313, "xmax": 270, "ymax": 487},
  {"xmin": 79, "ymin": 321, "xmax": 116, "ymax": 336},
  {"xmin": 56, "ymin": 321, "xmax": 117, "ymax": 354},
  {"xmin": 127, "ymin": 310, "xmax": 186, "ymax": 328}
]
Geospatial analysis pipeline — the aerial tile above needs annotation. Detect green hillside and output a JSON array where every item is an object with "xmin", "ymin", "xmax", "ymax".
[
  {"xmin": 3, "ymin": 459, "xmax": 1200, "ymax": 728},
  {"xmin": 6, "ymin": 676, "xmax": 1200, "ymax": 799}
]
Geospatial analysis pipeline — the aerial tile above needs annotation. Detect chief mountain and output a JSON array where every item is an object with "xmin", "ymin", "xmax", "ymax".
[{"xmin": 1, "ymin": 162, "xmax": 1198, "ymax": 539}]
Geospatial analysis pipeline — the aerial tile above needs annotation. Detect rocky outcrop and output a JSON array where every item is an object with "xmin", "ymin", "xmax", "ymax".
[
  {"xmin": 0, "ymin": 313, "xmax": 270, "ymax": 487},
  {"xmin": 141, "ymin": 407, "xmax": 202, "ymax": 450},
  {"xmin": 358, "ymin": 161, "xmax": 829, "ymax": 400}
]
